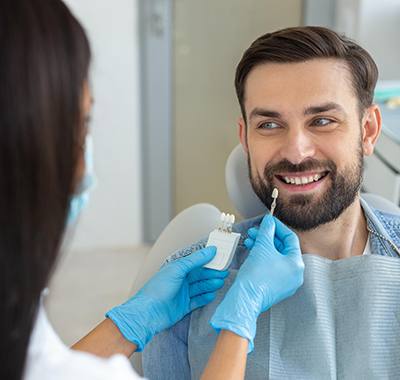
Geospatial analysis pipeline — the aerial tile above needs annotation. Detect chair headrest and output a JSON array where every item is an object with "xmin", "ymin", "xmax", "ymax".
[{"xmin": 225, "ymin": 144, "xmax": 267, "ymax": 219}]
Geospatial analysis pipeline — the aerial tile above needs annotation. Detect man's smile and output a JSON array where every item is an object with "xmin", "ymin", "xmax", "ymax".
[{"xmin": 275, "ymin": 171, "xmax": 330, "ymax": 192}]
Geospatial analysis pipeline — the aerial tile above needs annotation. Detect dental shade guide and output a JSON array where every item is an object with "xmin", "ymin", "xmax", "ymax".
[
  {"xmin": 204, "ymin": 212, "xmax": 241, "ymax": 271},
  {"xmin": 228, "ymin": 214, "xmax": 235, "ymax": 234},
  {"xmin": 218, "ymin": 212, "xmax": 226, "ymax": 232},
  {"xmin": 269, "ymin": 188, "xmax": 279, "ymax": 217},
  {"xmin": 222, "ymin": 213, "xmax": 231, "ymax": 233}
]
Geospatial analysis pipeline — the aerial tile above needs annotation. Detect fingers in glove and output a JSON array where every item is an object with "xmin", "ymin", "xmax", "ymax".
[
  {"xmin": 248, "ymin": 227, "xmax": 259, "ymax": 240},
  {"xmin": 259, "ymin": 213, "xmax": 275, "ymax": 234},
  {"xmin": 189, "ymin": 278, "xmax": 225, "ymax": 297},
  {"xmin": 187, "ymin": 267, "xmax": 229, "ymax": 284},
  {"xmin": 273, "ymin": 217, "xmax": 301, "ymax": 255},
  {"xmin": 177, "ymin": 246, "xmax": 217, "ymax": 274},
  {"xmin": 273, "ymin": 236, "xmax": 284, "ymax": 252},
  {"xmin": 246, "ymin": 236, "xmax": 283, "ymax": 252},
  {"xmin": 245, "ymin": 238, "xmax": 255, "ymax": 250},
  {"xmin": 189, "ymin": 292, "xmax": 216, "ymax": 311}
]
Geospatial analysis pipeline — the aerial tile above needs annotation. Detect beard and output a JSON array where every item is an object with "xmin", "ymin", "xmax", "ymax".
[{"xmin": 248, "ymin": 138, "xmax": 364, "ymax": 232}]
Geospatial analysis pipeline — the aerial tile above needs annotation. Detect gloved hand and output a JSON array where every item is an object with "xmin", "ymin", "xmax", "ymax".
[
  {"xmin": 106, "ymin": 246, "xmax": 229, "ymax": 352},
  {"xmin": 210, "ymin": 214, "xmax": 304, "ymax": 353}
]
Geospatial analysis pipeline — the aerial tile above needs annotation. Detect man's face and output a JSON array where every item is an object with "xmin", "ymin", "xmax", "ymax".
[{"xmin": 238, "ymin": 59, "xmax": 366, "ymax": 232}]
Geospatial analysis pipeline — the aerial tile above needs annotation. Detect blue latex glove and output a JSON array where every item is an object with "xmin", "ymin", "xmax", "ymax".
[
  {"xmin": 106, "ymin": 246, "xmax": 229, "ymax": 352},
  {"xmin": 210, "ymin": 214, "xmax": 304, "ymax": 353}
]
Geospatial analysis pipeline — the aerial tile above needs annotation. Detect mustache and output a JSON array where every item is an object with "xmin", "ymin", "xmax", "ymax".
[{"xmin": 263, "ymin": 158, "xmax": 337, "ymax": 181}]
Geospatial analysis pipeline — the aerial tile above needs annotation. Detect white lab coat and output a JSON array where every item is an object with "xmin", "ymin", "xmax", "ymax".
[{"xmin": 23, "ymin": 305, "xmax": 144, "ymax": 380}]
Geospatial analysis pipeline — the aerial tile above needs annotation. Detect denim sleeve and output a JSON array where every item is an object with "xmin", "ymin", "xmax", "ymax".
[{"xmin": 142, "ymin": 311, "xmax": 192, "ymax": 380}]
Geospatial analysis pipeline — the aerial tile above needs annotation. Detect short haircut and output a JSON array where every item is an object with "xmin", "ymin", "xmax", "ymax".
[{"xmin": 235, "ymin": 26, "xmax": 378, "ymax": 120}]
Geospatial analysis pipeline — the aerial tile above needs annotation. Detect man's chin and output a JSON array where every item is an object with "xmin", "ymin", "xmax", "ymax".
[
  {"xmin": 273, "ymin": 191, "xmax": 360, "ymax": 232},
  {"xmin": 272, "ymin": 198, "xmax": 329, "ymax": 232}
]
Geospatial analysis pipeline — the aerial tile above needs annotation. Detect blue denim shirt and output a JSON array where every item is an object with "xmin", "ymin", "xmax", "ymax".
[{"xmin": 142, "ymin": 199, "xmax": 400, "ymax": 380}]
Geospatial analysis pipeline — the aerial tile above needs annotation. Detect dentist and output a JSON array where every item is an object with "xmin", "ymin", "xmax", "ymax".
[{"xmin": 0, "ymin": 1, "xmax": 304, "ymax": 380}]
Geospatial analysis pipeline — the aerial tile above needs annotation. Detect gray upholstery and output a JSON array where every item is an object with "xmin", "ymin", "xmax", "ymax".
[{"xmin": 225, "ymin": 144, "xmax": 268, "ymax": 219}]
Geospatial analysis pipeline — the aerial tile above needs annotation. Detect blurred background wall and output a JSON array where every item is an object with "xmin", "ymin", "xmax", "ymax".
[
  {"xmin": 173, "ymin": 0, "xmax": 302, "ymax": 219},
  {"xmin": 63, "ymin": 0, "xmax": 143, "ymax": 250},
  {"xmin": 336, "ymin": 0, "xmax": 400, "ymax": 81}
]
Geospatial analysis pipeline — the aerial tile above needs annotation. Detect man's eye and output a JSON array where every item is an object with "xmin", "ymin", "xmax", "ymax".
[
  {"xmin": 312, "ymin": 118, "xmax": 332, "ymax": 126},
  {"xmin": 259, "ymin": 121, "xmax": 279, "ymax": 129}
]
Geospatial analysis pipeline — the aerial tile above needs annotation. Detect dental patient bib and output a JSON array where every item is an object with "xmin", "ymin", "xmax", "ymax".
[{"xmin": 188, "ymin": 254, "xmax": 400, "ymax": 380}]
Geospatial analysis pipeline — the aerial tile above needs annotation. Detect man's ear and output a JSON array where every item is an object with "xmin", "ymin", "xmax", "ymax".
[
  {"xmin": 362, "ymin": 104, "xmax": 381, "ymax": 157},
  {"xmin": 238, "ymin": 118, "xmax": 249, "ymax": 163}
]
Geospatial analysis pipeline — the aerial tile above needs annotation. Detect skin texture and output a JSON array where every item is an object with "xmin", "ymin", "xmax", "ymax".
[
  {"xmin": 200, "ymin": 330, "xmax": 248, "ymax": 380},
  {"xmin": 238, "ymin": 59, "xmax": 382, "ymax": 261},
  {"xmin": 72, "ymin": 318, "xmax": 137, "ymax": 358},
  {"xmin": 73, "ymin": 81, "xmax": 93, "ymax": 188}
]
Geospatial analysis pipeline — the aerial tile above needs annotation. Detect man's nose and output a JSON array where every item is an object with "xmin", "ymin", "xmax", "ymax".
[{"xmin": 279, "ymin": 128, "xmax": 316, "ymax": 165}]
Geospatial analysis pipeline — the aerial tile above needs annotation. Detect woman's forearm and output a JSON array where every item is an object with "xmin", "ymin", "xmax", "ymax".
[
  {"xmin": 73, "ymin": 319, "xmax": 248, "ymax": 380},
  {"xmin": 71, "ymin": 318, "xmax": 137, "ymax": 358},
  {"xmin": 201, "ymin": 329, "xmax": 248, "ymax": 380}
]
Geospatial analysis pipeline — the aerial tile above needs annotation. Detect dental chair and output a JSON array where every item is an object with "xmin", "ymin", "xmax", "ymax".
[{"xmin": 129, "ymin": 144, "xmax": 400, "ymax": 375}]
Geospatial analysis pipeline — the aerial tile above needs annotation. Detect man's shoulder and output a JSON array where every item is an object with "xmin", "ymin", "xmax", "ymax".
[
  {"xmin": 164, "ymin": 213, "xmax": 265, "ymax": 265},
  {"xmin": 363, "ymin": 199, "xmax": 400, "ymax": 257},
  {"xmin": 373, "ymin": 208, "xmax": 400, "ymax": 228},
  {"xmin": 371, "ymin": 208, "xmax": 400, "ymax": 240}
]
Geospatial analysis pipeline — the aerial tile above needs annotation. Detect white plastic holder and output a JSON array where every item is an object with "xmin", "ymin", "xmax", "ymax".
[{"xmin": 203, "ymin": 230, "xmax": 241, "ymax": 271}]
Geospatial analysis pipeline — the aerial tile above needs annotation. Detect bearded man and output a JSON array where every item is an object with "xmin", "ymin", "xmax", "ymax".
[{"xmin": 142, "ymin": 27, "xmax": 400, "ymax": 380}]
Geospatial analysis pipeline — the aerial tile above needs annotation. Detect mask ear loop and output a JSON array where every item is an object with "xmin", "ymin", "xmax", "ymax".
[{"xmin": 269, "ymin": 188, "xmax": 279, "ymax": 216}]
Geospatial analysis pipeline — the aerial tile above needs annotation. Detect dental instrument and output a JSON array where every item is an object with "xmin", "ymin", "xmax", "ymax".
[
  {"xmin": 269, "ymin": 188, "xmax": 279, "ymax": 216},
  {"xmin": 204, "ymin": 212, "xmax": 241, "ymax": 271}
]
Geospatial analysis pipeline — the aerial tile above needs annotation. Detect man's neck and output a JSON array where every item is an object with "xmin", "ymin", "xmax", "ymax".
[{"xmin": 293, "ymin": 196, "xmax": 368, "ymax": 261}]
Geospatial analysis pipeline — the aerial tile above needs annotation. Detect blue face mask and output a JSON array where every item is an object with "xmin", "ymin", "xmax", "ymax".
[{"xmin": 67, "ymin": 135, "xmax": 98, "ymax": 227}]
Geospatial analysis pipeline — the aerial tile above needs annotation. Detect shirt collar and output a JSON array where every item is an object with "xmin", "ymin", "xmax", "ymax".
[{"xmin": 360, "ymin": 197, "xmax": 400, "ymax": 258}]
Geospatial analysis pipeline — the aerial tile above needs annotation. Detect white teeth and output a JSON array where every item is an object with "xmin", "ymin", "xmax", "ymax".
[{"xmin": 282, "ymin": 172, "xmax": 326, "ymax": 186}]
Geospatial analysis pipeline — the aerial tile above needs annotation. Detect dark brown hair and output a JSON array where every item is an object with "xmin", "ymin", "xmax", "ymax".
[
  {"xmin": 235, "ymin": 26, "xmax": 378, "ymax": 120},
  {"xmin": 0, "ymin": 1, "xmax": 91, "ymax": 379}
]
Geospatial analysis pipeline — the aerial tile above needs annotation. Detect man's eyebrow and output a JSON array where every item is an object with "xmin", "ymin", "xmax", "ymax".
[
  {"xmin": 303, "ymin": 102, "xmax": 348, "ymax": 117},
  {"xmin": 249, "ymin": 107, "xmax": 282, "ymax": 122}
]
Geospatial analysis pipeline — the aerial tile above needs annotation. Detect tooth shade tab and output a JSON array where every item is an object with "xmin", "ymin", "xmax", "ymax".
[
  {"xmin": 217, "ymin": 211, "xmax": 237, "ymax": 234},
  {"xmin": 270, "ymin": 187, "xmax": 279, "ymax": 216},
  {"xmin": 218, "ymin": 212, "xmax": 226, "ymax": 231}
]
